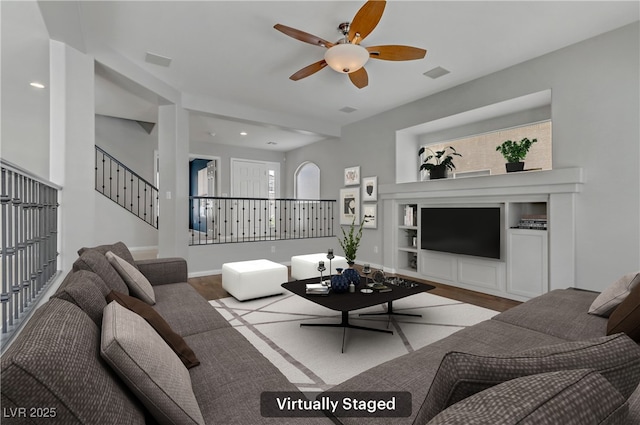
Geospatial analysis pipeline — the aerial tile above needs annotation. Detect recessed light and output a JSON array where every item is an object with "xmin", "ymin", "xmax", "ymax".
[
  {"xmin": 208, "ymin": 132, "xmax": 216, "ymax": 137},
  {"xmin": 30, "ymin": 82, "xmax": 45, "ymax": 89},
  {"xmin": 240, "ymin": 132, "xmax": 248, "ymax": 136}
]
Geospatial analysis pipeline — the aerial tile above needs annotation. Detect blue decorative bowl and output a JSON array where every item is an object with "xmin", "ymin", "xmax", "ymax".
[
  {"xmin": 331, "ymin": 273, "xmax": 349, "ymax": 294},
  {"xmin": 342, "ymin": 267, "xmax": 360, "ymax": 287}
]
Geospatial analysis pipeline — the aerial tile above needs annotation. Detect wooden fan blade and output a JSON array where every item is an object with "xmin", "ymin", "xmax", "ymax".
[
  {"xmin": 274, "ymin": 24, "xmax": 334, "ymax": 48},
  {"xmin": 367, "ymin": 45, "xmax": 427, "ymax": 61},
  {"xmin": 290, "ymin": 60, "xmax": 328, "ymax": 81},
  {"xmin": 349, "ymin": 0, "xmax": 386, "ymax": 44},
  {"xmin": 348, "ymin": 67, "xmax": 369, "ymax": 89}
]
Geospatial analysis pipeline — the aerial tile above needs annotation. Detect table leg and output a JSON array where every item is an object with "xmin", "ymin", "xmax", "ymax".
[{"xmin": 300, "ymin": 311, "xmax": 393, "ymax": 352}]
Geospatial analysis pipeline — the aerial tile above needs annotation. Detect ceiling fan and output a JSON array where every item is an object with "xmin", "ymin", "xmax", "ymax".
[{"xmin": 274, "ymin": 0, "xmax": 426, "ymax": 89}]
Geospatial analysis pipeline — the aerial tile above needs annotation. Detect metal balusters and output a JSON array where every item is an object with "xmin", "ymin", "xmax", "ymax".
[
  {"xmin": 1, "ymin": 159, "xmax": 60, "ymax": 340},
  {"xmin": 188, "ymin": 196, "xmax": 336, "ymax": 245},
  {"xmin": 94, "ymin": 146, "xmax": 158, "ymax": 228}
]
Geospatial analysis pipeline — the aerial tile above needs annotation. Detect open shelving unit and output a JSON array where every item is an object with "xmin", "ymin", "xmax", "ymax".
[
  {"xmin": 393, "ymin": 199, "xmax": 550, "ymax": 301},
  {"xmin": 397, "ymin": 204, "xmax": 418, "ymax": 272}
]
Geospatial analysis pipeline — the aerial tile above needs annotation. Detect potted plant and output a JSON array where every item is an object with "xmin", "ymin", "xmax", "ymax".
[
  {"xmin": 418, "ymin": 146, "xmax": 462, "ymax": 180},
  {"xmin": 495, "ymin": 138, "xmax": 537, "ymax": 172},
  {"xmin": 338, "ymin": 216, "xmax": 365, "ymax": 265}
]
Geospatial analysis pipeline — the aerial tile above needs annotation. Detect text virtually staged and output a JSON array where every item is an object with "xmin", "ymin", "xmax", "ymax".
[{"xmin": 261, "ymin": 392, "xmax": 412, "ymax": 418}]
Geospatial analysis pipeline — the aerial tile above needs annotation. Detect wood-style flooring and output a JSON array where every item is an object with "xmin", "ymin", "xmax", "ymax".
[{"xmin": 188, "ymin": 265, "xmax": 521, "ymax": 313}]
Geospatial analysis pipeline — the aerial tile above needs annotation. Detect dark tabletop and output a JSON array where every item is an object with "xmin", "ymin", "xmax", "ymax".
[{"xmin": 282, "ymin": 276, "xmax": 435, "ymax": 313}]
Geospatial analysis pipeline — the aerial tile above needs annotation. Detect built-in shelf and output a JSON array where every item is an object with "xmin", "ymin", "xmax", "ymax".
[{"xmin": 382, "ymin": 168, "xmax": 583, "ymax": 301}]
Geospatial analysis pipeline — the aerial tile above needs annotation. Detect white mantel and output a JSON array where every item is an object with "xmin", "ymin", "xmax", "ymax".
[
  {"xmin": 379, "ymin": 168, "xmax": 584, "ymax": 200},
  {"xmin": 379, "ymin": 168, "xmax": 585, "ymax": 300}
]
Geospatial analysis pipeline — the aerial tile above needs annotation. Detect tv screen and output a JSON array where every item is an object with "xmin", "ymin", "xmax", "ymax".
[{"xmin": 421, "ymin": 207, "xmax": 501, "ymax": 259}]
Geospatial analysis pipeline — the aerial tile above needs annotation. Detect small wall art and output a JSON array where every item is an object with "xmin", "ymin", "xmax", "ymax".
[
  {"xmin": 339, "ymin": 187, "xmax": 360, "ymax": 225},
  {"xmin": 362, "ymin": 204, "xmax": 377, "ymax": 229},
  {"xmin": 344, "ymin": 166, "xmax": 360, "ymax": 186},
  {"xmin": 362, "ymin": 176, "xmax": 377, "ymax": 202}
]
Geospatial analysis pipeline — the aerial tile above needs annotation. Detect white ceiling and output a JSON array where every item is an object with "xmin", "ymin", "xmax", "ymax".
[{"xmin": 39, "ymin": 1, "xmax": 639, "ymax": 151}]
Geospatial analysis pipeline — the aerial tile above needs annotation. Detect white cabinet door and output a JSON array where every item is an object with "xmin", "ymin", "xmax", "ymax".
[{"xmin": 507, "ymin": 229, "xmax": 548, "ymax": 298}]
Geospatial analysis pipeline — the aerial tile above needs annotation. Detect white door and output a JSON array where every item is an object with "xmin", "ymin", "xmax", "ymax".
[
  {"xmin": 232, "ymin": 160, "xmax": 269, "ymax": 198},
  {"xmin": 231, "ymin": 159, "xmax": 277, "ymax": 240}
]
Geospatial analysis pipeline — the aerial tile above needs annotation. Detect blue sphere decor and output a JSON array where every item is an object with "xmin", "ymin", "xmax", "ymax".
[
  {"xmin": 331, "ymin": 270, "xmax": 349, "ymax": 293},
  {"xmin": 342, "ymin": 267, "xmax": 360, "ymax": 287}
]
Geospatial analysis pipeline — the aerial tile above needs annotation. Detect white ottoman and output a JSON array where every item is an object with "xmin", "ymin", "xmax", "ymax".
[
  {"xmin": 290, "ymin": 253, "xmax": 349, "ymax": 280},
  {"xmin": 222, "ymin": 259, "xmax": 288, "ymax": 301}
]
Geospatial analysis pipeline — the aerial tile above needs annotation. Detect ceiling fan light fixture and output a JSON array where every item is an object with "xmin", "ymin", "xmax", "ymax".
[{"xmin": 324, "ymin": 43, "xmax": 369, "ymax": 74}]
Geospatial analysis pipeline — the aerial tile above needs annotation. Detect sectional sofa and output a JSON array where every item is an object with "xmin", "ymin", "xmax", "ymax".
[{"xmin": 1, "ymin": 242, "xmax": 639, "ymax": 424}]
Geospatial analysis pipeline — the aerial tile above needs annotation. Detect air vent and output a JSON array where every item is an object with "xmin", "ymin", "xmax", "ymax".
[
  {"xmin": 145, "ymin": 52, "xmax": 172, "ymax": 67},
  {"xmin": 423, "ymin": 66, "xmax": 450, "ymax": 79},
  {"xmin": 339, "ymin": 106, "xmax": 358, "ymax": 113}
]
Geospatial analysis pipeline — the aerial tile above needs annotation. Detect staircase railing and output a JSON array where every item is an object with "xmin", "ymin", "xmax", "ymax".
[
  {"xmin": 95, "ymin": 146, "xmax": 158, "ymax": 228},
  {"xmin": 189, "ymin": 196, "xmax": 336, "ymax": 245},
  {"xmin": 1, "ymin": 158, "xmax": 60, "ymax": 342}
]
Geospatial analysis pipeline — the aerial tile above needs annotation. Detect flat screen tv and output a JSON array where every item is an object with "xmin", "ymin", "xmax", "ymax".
[{"xmin": 421, "ymin": 207, "xmax": 501, "ymax": 259}]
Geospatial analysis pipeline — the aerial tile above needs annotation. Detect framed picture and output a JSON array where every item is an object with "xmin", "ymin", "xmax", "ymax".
[
  {"xmin": 339, "ymin": 187, "xmax": 360, "ymax": 225},
  {"xmin": 362, "ymin": 204, "xmax": 377, "ymax": 229},
  {"xmin": 344, "ymin": 166, "xmax": 360, "ymax": 186},
  {"xmin": 362, "ymin": 176, "xmax": 377, "ymax": 202}
]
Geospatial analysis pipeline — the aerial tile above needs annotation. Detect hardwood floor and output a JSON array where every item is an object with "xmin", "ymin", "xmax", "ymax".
[{"xmin": 188, "ymin": 266, "xmax": 521, "ymax": 312}]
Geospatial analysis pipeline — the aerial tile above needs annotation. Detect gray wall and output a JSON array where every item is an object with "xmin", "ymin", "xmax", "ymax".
[
  {"xmin": 95, "ymin": 114, "xmax": 157, "ymax": 183},
  {"xmin": 190, "ymin": 140, "xmax": 286, "ymax": 196},
  {"xmin": 1, "ymin": 1, "xmax": 50, "ymax": 177},
  {"xmin": 286, "ymin": 22, "xmax": 640, "ymax": 292}
]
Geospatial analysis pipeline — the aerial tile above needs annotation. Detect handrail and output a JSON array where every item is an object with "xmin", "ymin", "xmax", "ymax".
[
  {"xmin": 189, "ymin": 196, "xmax": 336, "ymax": 245},
  {"xmin": 95, "ymin": 146, "xmax": 159, "ymax": 228},
  {"xmin": 0, "ymin": 158, "xmax": 62, "ymax": 190}
]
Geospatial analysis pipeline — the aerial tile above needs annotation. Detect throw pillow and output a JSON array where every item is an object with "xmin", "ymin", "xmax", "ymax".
[
  {"xmin": 426, "ymin": 369, "xmax": 628, "ymax": 425},
  {"xmin": 608, "ymin": 279, "xmax": 640, "ymax": 342},
  {"xmin": 106, "ymin": 290, "xmax": 200, "ymax": 369},
  {"xmin": 78, "ymin": 241, "xmax": 138, "ymax": 269},
  {"xmin": 73, "ymin": 250, "xmax": 129, "ymax": 295},
  {"xmin": 106, "ymin": 251, "xmax": 155, "ymax": 305},
  {"xmin": 589, "ymin": 271, "xmax": 640, "ymax": 317},
  {"xmin": 101, "ymin": 302, "xmax": 205, "ymax": 425},
  {"xmin": 417, "ymin": 334, "xmax": 640, "ymax": 423}
]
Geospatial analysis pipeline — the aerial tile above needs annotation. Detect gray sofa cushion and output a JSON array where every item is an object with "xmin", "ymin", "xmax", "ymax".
[
  {"xmin": 152, "ymin": 282, "xmax": 231, "ymax": 337},
  {"xmin": 185, "ymin": 327, "xmax": 326, "ymax": 425},
  {"xmin": 73, "ymin": 249, "xmax": 129, "ymax": 295},
  {"xmin": 106, "ymin": 251, "xmax": 156, "ymax": 304},
  {"xmin": 78, "ymin": 241, "xmax": 138, "ymax": 269},
  {"xmin": 492, "ymin": 288, "xmax": 607, "ymax": 340},
  {"xmin": 101, "ymin": 302, "xmax": 205, "ymax": 425},
  {"xmin": 417, "ymin": 334, "xmax": 640, "ymax": 423},
  {"xmin": 426, "ymin": 369, "xmax": 628, "ymax": 425},
  {"xmin": 325, "ymin": 319, "xmax": 567, "ymax": 425},
  {"xmin": 52, "ymin": 270, "xmax": 109, "ymax": 326},
  {"xmin": 0, "ymin": 298, "xmax": 145, "ymax": 424}
]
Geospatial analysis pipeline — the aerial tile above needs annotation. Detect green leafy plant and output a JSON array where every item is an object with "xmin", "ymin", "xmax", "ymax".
[
  {"xmin": 496, "ymin": 138, "xmax": 537, "ymax": 163},
  {"xmin": 418, "ymin": 146, "xmax": 462, "ymax": 171},
  {"xmin": 338, "ymin": 216, "xmax": 365, "ymax": 264}
]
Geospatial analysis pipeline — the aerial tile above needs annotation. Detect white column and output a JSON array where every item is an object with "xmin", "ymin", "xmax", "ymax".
[
  {"xmin": 548, "ymin": 193, "xmax": 576, "ymax": 290},
  {"xmin": 157, "ymin": 104, "xmax": 189, "ymax": 259},
  {"xmin": 49, "ymin": 40, "xmax": 95, "ymax": 272}
]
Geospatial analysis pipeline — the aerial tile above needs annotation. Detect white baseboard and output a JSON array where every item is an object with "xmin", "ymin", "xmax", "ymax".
[{"xmin": 188, "ymin": 260, "xmax": 293, "ymax": 279}]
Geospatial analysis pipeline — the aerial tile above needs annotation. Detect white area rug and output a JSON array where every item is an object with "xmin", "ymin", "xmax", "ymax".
[{"xmin": 210, "ymin": 292, "xmax": 497, "ymax": 392}]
